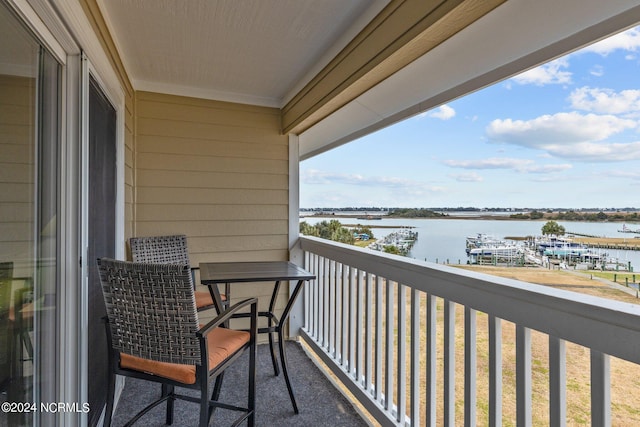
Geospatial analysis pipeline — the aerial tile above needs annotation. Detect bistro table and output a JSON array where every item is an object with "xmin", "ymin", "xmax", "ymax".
[{"xmin": 199, "ymin": 261, "xmax": 315, "ymax": 414}]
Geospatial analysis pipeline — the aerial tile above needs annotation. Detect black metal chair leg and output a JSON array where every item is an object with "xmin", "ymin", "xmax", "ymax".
[
  {"xmin": 164, "ymin": 384, "xmax": 175, "ymax": 425},
  {"xmin": 103, "ymin": 370, "xmax": 116, "ymax": 427},
  {"xmin": 278, "ymin": 330, "xmax": 299, "ymax": 414},
  {"xmin": 208, "ymin": 373, "xmax": 224, "ymax": 419},
  {"xmin": 268, "ymin": 328, "xmax": 279, "ymax": 376}
]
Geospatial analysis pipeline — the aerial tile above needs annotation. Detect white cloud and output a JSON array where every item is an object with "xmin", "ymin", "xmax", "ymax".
[
  {"xmin": 445, "ymin": 157, "xmax": 533, "ymax": 170},
  {"xmin": 589, "ymin": 65, "xmax": 604, "ymax": 77},
  {"xmin": 486, "ymin": 112, "xmax": 638, "ymax": 161},
  {"xmin": 301, "ymin": 169, "xmax": 445, "ymax": 193},
  {"xmin": 511, "ymin": 58, "xmax": 572, "ymax": 86},
  {"xmin": 582, "ymin": 27, "xmax": 640, "ymax": 56},
  {"xmin": 602, "ymin": 170, "xmax": 640, "ymax": 180},
  {"xmin": 427, "ymin": 104, "xmax": 456, "ymax": 120},
  {"xmin": 449, "ymin": 172, "xmax": 483, "ymax": 182},
  {"xmin": 538, "ymin": 141, "xmax": 640, "ymax": 161},
  {"xmin": 569, "ymin": 87, "xmax": 640, "ymax": 114},
  {"xmin": 444, "ymin": 157, "xmax": 572, "ymax": 174}
]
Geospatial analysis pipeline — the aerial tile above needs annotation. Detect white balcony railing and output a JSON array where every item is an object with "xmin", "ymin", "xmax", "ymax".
[{"xmin": 298, "ymin": 235, "xmax": 640, "ymax": 426}]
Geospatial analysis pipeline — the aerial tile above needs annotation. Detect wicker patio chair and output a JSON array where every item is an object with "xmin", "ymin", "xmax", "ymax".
[
  {"xmin": 98, "ymin": 258, "xmax": 257, "ymax": 427},
  {"xmin": 129, "ymin": 235, "xmax": 227, "ymax": 313}
]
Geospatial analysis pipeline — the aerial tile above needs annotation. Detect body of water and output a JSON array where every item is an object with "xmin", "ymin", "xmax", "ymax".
[{"xmin": 300, "ymin": 216, "xmax": 640, "ymax": 270}]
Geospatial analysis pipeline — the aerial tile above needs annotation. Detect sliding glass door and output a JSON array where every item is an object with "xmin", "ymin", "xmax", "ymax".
[{"xmin": 0, "ymin": 3, "xmax": 61, "ymax": 426}]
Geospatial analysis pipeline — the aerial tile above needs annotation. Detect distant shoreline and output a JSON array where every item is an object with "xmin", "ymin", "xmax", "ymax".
[{"xmin": 300, "ymin": 213, "xmax": 640, "ymax": 223}]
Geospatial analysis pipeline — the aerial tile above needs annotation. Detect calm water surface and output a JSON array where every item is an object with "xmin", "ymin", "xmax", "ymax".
[{"xmin": 300, "ymin": 216, "xmax": 640, "ymax": 269}]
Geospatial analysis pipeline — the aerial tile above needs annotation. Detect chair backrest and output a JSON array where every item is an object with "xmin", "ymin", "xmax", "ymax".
[
  {"xmin": 97, "ymin": 258, "xmax": 201, "ymax": 365},
  {"xmin": 129, "ymin": 235, "xmax": 190, "ymax": 265}
]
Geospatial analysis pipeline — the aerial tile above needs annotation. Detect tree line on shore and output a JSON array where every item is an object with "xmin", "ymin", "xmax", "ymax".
[
  {"xmin": 300, "ymin": 220, "xmax": 374, "ymax": 245},
  {"xmin": 510, "ymin": 210, "xmax": 639, "ymax": 222}
]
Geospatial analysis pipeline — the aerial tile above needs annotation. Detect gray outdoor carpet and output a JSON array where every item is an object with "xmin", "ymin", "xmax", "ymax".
[{"xmin": 110, "ymin": 342, "xmax": 368, "ymax": 426}]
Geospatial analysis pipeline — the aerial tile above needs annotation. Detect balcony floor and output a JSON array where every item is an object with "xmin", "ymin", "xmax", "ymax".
[{"xmin": 111, "ymin": 341, "xmax": 368, "ymax": 426}]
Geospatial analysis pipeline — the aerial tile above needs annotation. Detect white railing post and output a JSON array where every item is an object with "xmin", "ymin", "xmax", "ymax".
[
  {"xmin": 444, "ymin": 300, "xmax": 456, "ymax": 426},
  {"xmin": 489, "ymin": 315, "xmax": 502, "ymax": 427},
  {"xmin": 464, "ymin": 307, "xmax": 477, "ymax": 427},
  {"xmin": 590, "ymin": 350, "xmax": 610, "ymax": 426},
  {"xmin": 385, "ymin": 280, "xmax": 395, "ymax": 412},
  {"xmin": 549, "ymin": 336, "xmax": 566, "ymax": 427},
  {"xmin": 516, "ymin": 325, "xmax": 532, "ymax": 427},
  {"xmin": 365, "ymin": 273, "xmax": 373, "ymax": 393},
  {"xmin": 397, "ymin": 284, "xmax": 407, "ymax": 425},
  {"xmin": 411, "ymin": 289, "xmax": 421, "ymax": 426},
  {"xmin": 375, "ymin": 276, "xmax": 384, "ymax": 402},
  {"xmin": 427, "ymin": 294, "xmax": 437, "ymax": 426}
]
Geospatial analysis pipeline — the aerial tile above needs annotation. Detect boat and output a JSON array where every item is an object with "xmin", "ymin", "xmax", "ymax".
[
  {"xmin": 368, "ymin": 229, "xmax": 418, "ymax": 255},
  {"xmin": 465, "ymin": 233, "xmax": 525, "ymax": 265},
  {"xmin": 618, "ymin": 224, "xmax": 640, "ymax": 234}
]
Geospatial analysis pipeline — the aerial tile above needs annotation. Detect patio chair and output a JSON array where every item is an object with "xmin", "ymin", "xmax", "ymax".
[
  {"xmin": 98, "ymin": 258, "xmax": 257, "ymax": 427},
  {"xmin": 129, "ymin": 235, "xmax": 227, "ymax": 313}
]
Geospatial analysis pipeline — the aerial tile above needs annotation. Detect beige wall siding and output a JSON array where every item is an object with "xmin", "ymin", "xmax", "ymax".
[
  {"xmin": 0, "ymin": 75, "xmax": 34, "ymax": 271},
  {"xmin": 134, "ymin": 91, "xmax": 289, "ymax": 261},
  {"xmin": 134, "ymin": 91, "xmax": 291, "ymax": 326}
]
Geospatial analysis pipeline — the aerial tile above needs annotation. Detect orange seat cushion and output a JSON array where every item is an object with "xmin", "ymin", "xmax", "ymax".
[
  {"xmin": 8, "ymin": 305, "xmax": 34, "ymax": 322},
  {"xmin": 119, "ymin": 327, "xmax": 249, "ymax": 384},
  {"xmin": 195, "ymin": 290, "xmax": 226, "ymax": 309}
]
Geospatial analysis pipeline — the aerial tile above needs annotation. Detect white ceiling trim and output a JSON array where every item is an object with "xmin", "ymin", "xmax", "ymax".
[
  {"xmin": 134, "ymin": 79, "xmax": 281, "ymax": 108},
  {"xmin": 299, "ymin": 0, "xmax": 640, "ymax": 160}
]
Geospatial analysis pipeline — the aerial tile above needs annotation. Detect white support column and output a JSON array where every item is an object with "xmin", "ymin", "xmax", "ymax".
[{"xmin": 288, "ymin": 133, "xmax": 303, "ymax": 337}]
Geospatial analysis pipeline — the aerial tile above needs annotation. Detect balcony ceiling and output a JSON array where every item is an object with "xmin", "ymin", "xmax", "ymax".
[
  {"xmin": 97, "ymin": 0, "xmax": 389, "ymax": 108},
  {"xmin": 96, "ymin": 0, "xmax": 640, "ymax": 159}
]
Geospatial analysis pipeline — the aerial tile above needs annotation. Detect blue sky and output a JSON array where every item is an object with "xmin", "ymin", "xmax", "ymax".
[{"xmin": 300, "ymin": 27, "xmax": 640, "ymax": 209}]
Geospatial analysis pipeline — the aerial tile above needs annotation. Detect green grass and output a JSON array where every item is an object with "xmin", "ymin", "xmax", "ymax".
[{"xmin": 589, "ymin": 271, "xmax": 638, "ymax": 283}]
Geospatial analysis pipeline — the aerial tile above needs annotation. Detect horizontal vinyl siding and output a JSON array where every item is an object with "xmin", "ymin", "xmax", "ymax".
[
  {"xmin": 134, "ymin": 92, "xmax": 291, "ymax": 329},
  {"xmin": 0, "ymin": 75, "xmax": 34, "ymax": 268}
]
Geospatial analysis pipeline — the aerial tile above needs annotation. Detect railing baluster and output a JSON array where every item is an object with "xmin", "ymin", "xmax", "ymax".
[
  {"xmin": 590, "ymin": 350, "xmax": 610, "ymax": 426},
  {"xmin": 426, "ymin": 294, "xmax": 437, "ymax": 426},
  {"xmin": 329, "ymin": 260, "xmax": 335, "ymax": 355},
  {"xmin": 549, "ymin": 336, "xmax": 566, "ymax": 427},
  {"xmin": 489, "ymin": 315, "xmax": 502, "ymax": 427},
  {"xmin": 397, "ymin": 283, "xmax": 407, "ymax": 425},
  {"xmin": 444, "ymin": 300, "xmax": 456, "ymax": 426},
  {"xmin": 464, "ymin": 307, "xmax": 477, "ymax": 427},
  {"xmin": 385, "ymin": 280, "xmax": 395, "ymax": 411},
  {"xmin": 341, "ymin": 263, "xmax": 348, "ymax": 367},
  {"xmin": 516, "ymin": 325, "xmax": 532, "ymax": 427},
  {"xmin": 365, "ymin": 273, "xmax": 373, "ymax": 393},
  {"xmin": 410, "ymin": 289, "xmax": 420, "ymax": 426},
  {"xmin": 335, "ymin": 262, "xmax": 342, "ymax": 363},
  {"xmin": 313, "ymin": 255, "xmax": 320, "ymax": 339},
  {"xmin": 356, "ymin": 270, "xmax": 364, "ymax": 385},
  {"xmin": 375, "ymin": 276, "xmax": 383, "ymax": 403},
  {"xmin": 324, "ymin": 257, "xmax": 331, "ymax": 349},
  {"xmin": 349, "ymin": 266, "xmax": 357, "ymax": 377}
]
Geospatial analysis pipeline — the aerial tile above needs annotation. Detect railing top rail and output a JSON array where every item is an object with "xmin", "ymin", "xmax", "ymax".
[{"xmin": 299, "ymin": 235, "xmax": 640, "ymax": 364}]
